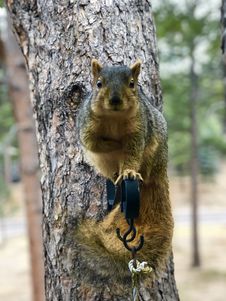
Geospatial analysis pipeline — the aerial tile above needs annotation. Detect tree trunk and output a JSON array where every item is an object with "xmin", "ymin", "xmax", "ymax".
[
  {"xmin": 2, "ymin": 16, "xmax": 45, "ymax": 301},
  {"xmin": 6, "ymin": 1, "xmax": 180, "ymax": 300},
  {"xmin": 221, "ymin": 0, "xmax": 226, "ymax": 134},
  {"xmin": 189, "ymin": 47, "xmax": 201, "ymax": 268}
]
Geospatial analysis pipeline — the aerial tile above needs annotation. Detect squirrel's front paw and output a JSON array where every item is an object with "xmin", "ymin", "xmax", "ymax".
[{"xmin": 115, "ymin": 169, "xmax": 143, "ymax": 185}]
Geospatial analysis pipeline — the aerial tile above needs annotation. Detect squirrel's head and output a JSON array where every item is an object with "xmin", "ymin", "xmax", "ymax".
[{"xmin": 90, "ymin": 59, "xmax": 141, "ymax": 116}]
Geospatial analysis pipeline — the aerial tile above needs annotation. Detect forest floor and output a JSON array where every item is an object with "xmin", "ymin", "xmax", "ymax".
[
  {"xmin": 171, "ymin": 164, "xmax": 226, "ymax": 301},
  {"xmin": 0, "ymin": 163, "xmax": 226, "ymax": 301}
]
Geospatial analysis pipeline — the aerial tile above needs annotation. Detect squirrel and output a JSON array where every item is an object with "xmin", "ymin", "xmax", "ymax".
[{"xmin": 76, "ymin": 59, "xmax": 174, "ymax": 284}]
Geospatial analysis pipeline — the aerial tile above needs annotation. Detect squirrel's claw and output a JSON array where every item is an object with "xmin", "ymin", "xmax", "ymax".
[
  {"xmin": 115, "ymin": 169, "xmax": 143, "ymax": 185},
  {"xmin": 114, "ymin": 174, "xmax": 123, "ymax": 185}
]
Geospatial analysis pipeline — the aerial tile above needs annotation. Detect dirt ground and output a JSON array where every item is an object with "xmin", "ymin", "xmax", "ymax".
[
  {"xmin": 0, "ymin": 163, "xmax": 226, "ymax": 301},
  {"xmin": 171, "ymin": 162, "xmax": 226, "ymax": 301},
  {"xmin": 173, "ymin": 221, "xmax": 226, "ymax": 301},
  {"xmin": 0, "ymin": 235, "xmax": 31, "ymax": 301}
]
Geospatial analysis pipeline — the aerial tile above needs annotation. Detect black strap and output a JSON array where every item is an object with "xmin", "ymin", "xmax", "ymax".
[
  {"xmin": 106, "ymin": 179, "xmax": 140, "ymax": 219},
  {"xmin": 106, "ymin": 179, "xmax": 116, "ymax": 211},
  {"xmin": 121, "ymin": 179, "xmax": 140, "ymax": 219}
]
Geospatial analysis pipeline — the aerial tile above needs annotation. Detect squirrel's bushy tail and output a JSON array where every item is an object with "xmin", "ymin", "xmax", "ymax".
[{"xmin": 76, "ymin": 176, "xmax": 173, "ymax": 281}]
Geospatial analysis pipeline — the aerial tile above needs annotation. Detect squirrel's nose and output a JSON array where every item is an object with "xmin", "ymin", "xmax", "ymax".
[{"xmin": 110, "ymin": 95, "xmax": 121, "ymax": 105}]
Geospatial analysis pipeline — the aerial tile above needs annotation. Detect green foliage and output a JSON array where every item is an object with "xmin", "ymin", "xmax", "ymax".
[
  {"xmin": 153, "ymin": 0, "xmax": 225, "ymax": 176},
  {"xmin": 0, "ymin": 71, "xmax": 13, "ymax": 142},
  {"xmin": 198, "ymin": 146, "xmax": 219, "ymax": 177},
  {"xmin": 0, "ymin": 168, "xmax": 9, "ymax": 216},
  {"xmin": 0, "ymin": 102, "xmax": 13, "ymax": 141},
  {"xmin": 0, "ymin": 32, "xmax": 15, "ymax": 197}
]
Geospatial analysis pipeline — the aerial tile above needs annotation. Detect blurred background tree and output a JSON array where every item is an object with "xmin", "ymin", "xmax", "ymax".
[
  {"xmin": 221, "ymin": 0, "xmax": 226, "ymax": 133},
  {"xmin": 153, "ymin": 0, "xmax": 226, "ymax": 176},
  {"xmin": 0, "ymin": 29, "xmax": 14, "ymax": 218},
  {"xmin": 0, "ymin": 4, "xmax": 44, "ymax": 300},
  {"xmin": 152, "ymin": 0, "xmax": 226, "ymax": 268}
]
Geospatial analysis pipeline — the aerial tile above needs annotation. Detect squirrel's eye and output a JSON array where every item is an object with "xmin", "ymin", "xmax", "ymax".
[
  {"xmin": 129, "ymin": 80, "xmax": 135, "ymax": 88},
  {"xmin": 97, "ymin": 80, "xmax": 102, "ymax": 89}
]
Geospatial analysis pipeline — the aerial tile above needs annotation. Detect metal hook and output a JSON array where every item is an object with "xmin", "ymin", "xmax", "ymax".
[
  {"xmin": 116, "ymin": 218, "xmax": 144, "ymax": 253},
  {"xmin": 109, "ymin": 179, "xmax": 144, "ymax": 256},
  {"xmin": 116, "ymin": 219, "xmax": 136, "ymax": 243}
]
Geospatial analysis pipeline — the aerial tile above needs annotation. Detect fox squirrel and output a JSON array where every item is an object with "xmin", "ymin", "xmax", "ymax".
[{"xmin": 76, "ymin": 59, "xmax": 173, "ymax": 283}]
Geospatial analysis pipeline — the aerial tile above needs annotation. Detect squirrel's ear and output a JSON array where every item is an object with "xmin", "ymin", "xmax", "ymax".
[
  {"xmin": 91, "ymin": 59, "xmax": 102, "ymax": 79},
  {"xmin": 130, "ymin": 60, "xmax": 141, "ymax": 80}
]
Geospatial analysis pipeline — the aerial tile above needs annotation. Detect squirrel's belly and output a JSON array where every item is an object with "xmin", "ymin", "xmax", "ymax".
[{"xmin": 85, "ymin": 150, "xmax": 124, "ymax": 180}]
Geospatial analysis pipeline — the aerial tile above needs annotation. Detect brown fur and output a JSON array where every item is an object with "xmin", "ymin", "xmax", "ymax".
[{"xmin": 76, "ymin": 60, "xmax": 173, "ymax": 283}]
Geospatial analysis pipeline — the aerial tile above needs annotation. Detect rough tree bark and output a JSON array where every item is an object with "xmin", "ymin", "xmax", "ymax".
[
  {"xmin": 2, "ymin": 17, "xmax": 44, "ymax": 301},
  {"xmin": 6, "ymin": 1, "xmax": 180, "ymax": 300}
]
